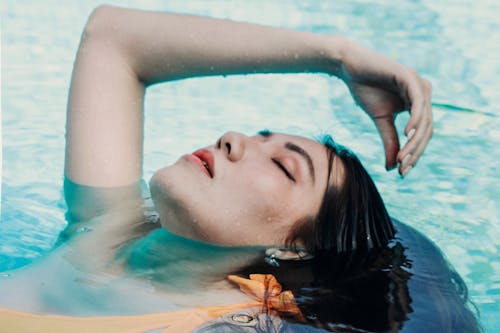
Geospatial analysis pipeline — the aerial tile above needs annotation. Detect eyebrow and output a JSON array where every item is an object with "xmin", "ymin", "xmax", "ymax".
[
  {"xmin": 258, "ymin": 130, "xmax": 316, "ymax": 183},
  {"xmin": 285, "ymin": 142, "xmax": 316, "ymax": 184}
]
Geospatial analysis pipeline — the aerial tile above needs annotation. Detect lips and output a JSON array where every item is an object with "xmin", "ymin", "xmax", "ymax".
[{"xmin": 192, "ymin": 148, "xmax": 214, "ymax": 178}]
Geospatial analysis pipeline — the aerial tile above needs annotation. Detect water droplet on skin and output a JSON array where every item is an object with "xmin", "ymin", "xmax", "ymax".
[
  {"xmin": 293, "ymin": 53, "xmax": 299, "ymax": 59},
  {"xmin": 209, "ymin": 66, "xmax": 214, "ymax": 71}
]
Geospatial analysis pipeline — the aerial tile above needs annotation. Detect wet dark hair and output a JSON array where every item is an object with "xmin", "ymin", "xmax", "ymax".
[
  {"xmin": 234, "ymin": 137, "xmax": 482, "ymax": 333},
  {"xmin": 237, "ymin": 241, "xmax": 413, "ymax": 332},
  {"xmin": 286, "ymin": 135, "xmax": 395, "ymax": 255},
  {"xmin": 236, "ymin": 222, "xmax": 483, "ymax": 333}
]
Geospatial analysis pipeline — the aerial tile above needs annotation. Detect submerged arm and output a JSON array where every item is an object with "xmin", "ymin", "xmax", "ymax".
[{"xmin": 65, "ymin": 5, "xmax": 431, "ymax": 190}]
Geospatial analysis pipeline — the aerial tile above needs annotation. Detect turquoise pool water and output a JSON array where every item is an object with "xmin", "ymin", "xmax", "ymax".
[{"xmin": 1, "ymin": 0, "xmax": 498, "ymax": 331}]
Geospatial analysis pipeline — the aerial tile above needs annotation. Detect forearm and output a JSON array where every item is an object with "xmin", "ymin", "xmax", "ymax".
[{"xmin": 86, "ymin": 6, "xmax": 345, "ymax": 85}]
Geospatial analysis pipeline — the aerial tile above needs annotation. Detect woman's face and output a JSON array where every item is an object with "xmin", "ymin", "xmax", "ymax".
[{"xmin": 150, "ymin": 131, "xmax": 342, "ymax": 246}]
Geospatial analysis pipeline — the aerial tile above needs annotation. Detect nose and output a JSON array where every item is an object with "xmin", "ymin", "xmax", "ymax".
[{"xmin": 217, "ymin": 131, "xmax": 248, "ymax": 162}]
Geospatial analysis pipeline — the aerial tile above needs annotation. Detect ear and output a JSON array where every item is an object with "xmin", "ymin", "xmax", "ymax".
[{"xmin": 265, "ymin": 247, "xmax": 314, "ymax": 261}]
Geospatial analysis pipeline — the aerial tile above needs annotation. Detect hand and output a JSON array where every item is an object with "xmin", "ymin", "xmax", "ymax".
[{"xmin": 337, "ymin": 38, "xmax": 433, "ymax": 176}]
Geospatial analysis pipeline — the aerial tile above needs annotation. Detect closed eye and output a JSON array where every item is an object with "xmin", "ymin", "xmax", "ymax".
[{"xmin": 272, "ymin": 159, "xmax": 296, "ymax": 182}]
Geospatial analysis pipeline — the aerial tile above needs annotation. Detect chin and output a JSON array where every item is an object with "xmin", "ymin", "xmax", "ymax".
[
  {"xmin": 149, "ymin": 163, "xmax": 188, "ymax": 199},
  {"xmin": 149, "ymin": 167, "xmax": 204, "ymax": 238},
  {"xmin": 150, "ymin": 168, "xmax": 172, "ymax": 197}
]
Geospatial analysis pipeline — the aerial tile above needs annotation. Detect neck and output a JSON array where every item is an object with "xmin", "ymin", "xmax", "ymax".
[{"xmin": 117, "ymin": 228, "xmax": 264, "ymax": 291}]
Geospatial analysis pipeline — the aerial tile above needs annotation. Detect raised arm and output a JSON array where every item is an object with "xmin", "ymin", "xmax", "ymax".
[
  {"xmin": 65, "ymin": 5, "xmax": 343, "ymax": 189},
  {"xmin": 65, "ymin": 5, "xmax": 431, "ymax": 190}
]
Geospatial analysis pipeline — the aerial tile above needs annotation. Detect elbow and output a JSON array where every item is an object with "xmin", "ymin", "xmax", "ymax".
[{"xmin": 81, "ymin": 5, "xmax": 122, "ymax": 44}]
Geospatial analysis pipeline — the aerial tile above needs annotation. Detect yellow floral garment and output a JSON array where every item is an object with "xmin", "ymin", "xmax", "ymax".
[{"xmin": 0, "ymin": 274, "xmax": 303, "ymax": 333}]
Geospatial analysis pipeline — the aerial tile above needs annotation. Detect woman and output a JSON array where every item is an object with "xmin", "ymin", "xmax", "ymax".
[
  {"xmin": 63, "ymin": 4, "xmax": 431, "ymax": 242},
  {"xmin": 59, "ymin": 3, "xmax": 430, "ymax": 286},
  {"xmin": 4, "ymin": 5, "xmax": 480, "ymax": 333}
]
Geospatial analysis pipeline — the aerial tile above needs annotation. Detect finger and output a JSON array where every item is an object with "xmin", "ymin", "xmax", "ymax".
[
  {"xmin": 373, "ymin": 115, "xmax": 400, "ymax": 170},
  {"xmin": 398, "ymin": 72, "xmax": 429, "ymax": 133},
  {"xmin": 388, "ymin": 71, "xmax": 432, "ymax": 175},
  {"xmin": 399, "ymin": 128, "xmax": 431, "ymax": 177},
  {"xmin": 397, "ymin": 80, "xmax": 432, "ymax": 163},
  {"xmin": 397, "ymin": 99, "xmax": 432, "ymax": 160},
  {"xmin": 398, "ymin": 116, "xmax": 431, "ymax": 174},
  {"xmin": 406, "ymin": 78, "xmax": 432, "ymax": 131},
  {"xmin": 404, "ymin": 104, "xmax": 431, "ymax": 141},
  {"xmin": 399, "ymin": 123, "xmax": 433, "ymax": 176}
]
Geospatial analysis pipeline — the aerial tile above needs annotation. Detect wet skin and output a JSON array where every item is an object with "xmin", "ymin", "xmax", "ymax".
[{"xmin": 150, "ymin": 131, "xmax": 344, "ymax": 246}]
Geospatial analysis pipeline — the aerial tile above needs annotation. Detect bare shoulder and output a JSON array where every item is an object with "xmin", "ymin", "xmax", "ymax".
[
  {"xmin": 60, "ymin": 201, "xmax": 156, "ymax": 273},
  {"xmin": 63, "ymin": 178, "xmax": 146, "ymax": 223}
]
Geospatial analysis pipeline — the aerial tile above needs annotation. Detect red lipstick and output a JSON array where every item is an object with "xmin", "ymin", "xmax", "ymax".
[{"xmin": 191, "ymin": 148, "xmax": 215, "ymax": 178}]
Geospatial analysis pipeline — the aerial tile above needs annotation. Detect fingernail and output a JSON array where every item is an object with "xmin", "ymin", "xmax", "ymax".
[
  {"xmin": 402, "ymin": 154, "xmax": 412, "ymax": 167},
  {"xmin": 386, "ymin": 163, "xmax": 397, "ymax": 171},
  {"xmin": 407, "ymin": 128, "xmax": 416, "ymax": 139},
  {"xmin": 402, "ymin": 165, "xmax": 412, "ymax": 177}
]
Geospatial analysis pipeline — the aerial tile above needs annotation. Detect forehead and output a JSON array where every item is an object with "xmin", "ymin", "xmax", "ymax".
[{"xmin": 272, "ymin": 132, "xmax": 327, "ymax": 154}]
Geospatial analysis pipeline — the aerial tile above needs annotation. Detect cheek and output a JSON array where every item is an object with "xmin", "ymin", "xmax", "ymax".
[{"xmin": 237, "ymin": 171, "xmax": 293, "ymax": 221}]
